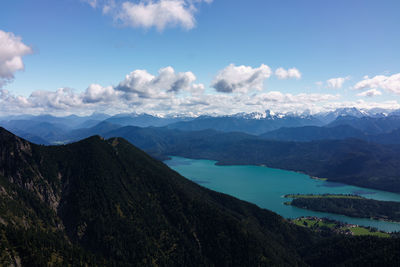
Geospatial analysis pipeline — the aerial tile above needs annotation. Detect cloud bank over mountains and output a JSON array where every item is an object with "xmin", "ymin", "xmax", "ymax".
[
  {"xmin": 1, "ymin": 27, "xmax": 400, "ymax": 116},
  {"xmin": 1, "ymin": 62, "xmax": 398, "ymax": 116}
]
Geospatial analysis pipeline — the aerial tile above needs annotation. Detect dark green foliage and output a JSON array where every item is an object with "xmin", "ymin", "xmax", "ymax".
[
  {"xmin": 291, "ymin": 196, "xmax": 400, "ymax": 222},
  {"xmin": 0, "ymin": 225, "xmax": 105, "ymax": 266},
  {"xmin": 2, "ymin": 127, "xmax": 400, "ymax": 266},
  {"xmin": 302, "ymin": 236, "xmax": 400, "ymax": 266},
  {"xmin": 0, "ymin": 128, "xmax": 312, "ymax": 266}
]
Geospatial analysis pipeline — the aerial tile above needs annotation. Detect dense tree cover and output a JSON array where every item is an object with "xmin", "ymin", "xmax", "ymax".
[
  {"xmin": 301, "ymin": 236, "xmax": 400, "ymax": 267},
  {"xmin": 259, "ymin": 124, "xmax": 400, "ymax": 145},
  {"xmin": 0, "ymin": 128, "xmax": 311, "ymax": 265},
  {"xmin": 290, "ymin": 196, "xmax": 400, "ymax": 222},
  {"xmin": 1, "ymin": 127, "xmax": 400, "ymax": 266}
]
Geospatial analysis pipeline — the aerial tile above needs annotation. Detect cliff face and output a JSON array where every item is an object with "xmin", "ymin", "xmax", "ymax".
[{"xmin": 0, "ymin": 128, "xmax": 61, "ymax": 211}]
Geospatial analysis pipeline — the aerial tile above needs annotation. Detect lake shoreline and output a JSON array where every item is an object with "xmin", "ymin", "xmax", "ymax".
[
  {"xmin": 165, "ymin": 156, "xmax": 400, "ymax": 232},
  {"xmin": 175, "ymin": 155, "xmax": 400, "ymax": 195}
]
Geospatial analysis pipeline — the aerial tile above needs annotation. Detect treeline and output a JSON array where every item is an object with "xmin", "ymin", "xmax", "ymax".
[{"xmin": 291, "ymin": 197, "xmax": 400, "ymax": 222}]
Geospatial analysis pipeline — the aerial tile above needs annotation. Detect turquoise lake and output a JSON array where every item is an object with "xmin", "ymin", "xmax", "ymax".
[{"xmin": 165, "ymin": 156, "xmax": 400, "ymax": 232}]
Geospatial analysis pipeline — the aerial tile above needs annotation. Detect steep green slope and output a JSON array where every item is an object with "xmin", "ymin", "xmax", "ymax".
[
  {"xmin": 1, "ymin": 127, "xmax": 400, "ymax": 266},
  {"xmin": 0, "ymin": 127, "xmax": 312, "ymax": 266}
]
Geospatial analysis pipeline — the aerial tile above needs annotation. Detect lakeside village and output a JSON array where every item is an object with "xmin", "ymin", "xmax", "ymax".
[{"xmin": 290, "ymin": 216, "xmax": 391, "ymax": 238}]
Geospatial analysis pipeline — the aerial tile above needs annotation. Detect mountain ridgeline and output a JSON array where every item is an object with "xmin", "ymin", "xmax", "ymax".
[
  {"xmin": 4, "ymin": 110, "xmax": 400, "ymax": 145},
  {"xmin": 2, "ymin": 128, "xmax": 400, "ymax": 266},
  {"xmin": 3, "ymin": 111, "xmax": 400, "ymax": 193}
]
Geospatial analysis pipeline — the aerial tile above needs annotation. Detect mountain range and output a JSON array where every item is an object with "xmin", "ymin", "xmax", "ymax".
[{"xmin": 2, "ymin": 108, "xmax": 400, "ymax": 193}]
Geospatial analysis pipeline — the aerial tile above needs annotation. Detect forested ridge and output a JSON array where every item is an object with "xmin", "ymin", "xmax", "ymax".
[{"xmin": 1, "ymin": 127, "xmax": 400, "ymax": 266}]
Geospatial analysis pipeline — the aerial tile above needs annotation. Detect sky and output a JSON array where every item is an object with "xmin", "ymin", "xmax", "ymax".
[{"xmin": 1, "ymin": 0, "xmax": 400, "ymax": 116}]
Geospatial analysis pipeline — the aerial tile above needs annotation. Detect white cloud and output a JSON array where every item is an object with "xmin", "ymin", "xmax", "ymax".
[
  {"xmin": 84, "ymin": 0, "xmax": 212, "ymax": 31},
  {"xmin": 0, "ymin": 30, "xmax": 32, "ymax": 86},
  {"xmin": 116, "ymin": 66, "xmax": 203, "ymax": 98},
  {"xmin": 1, "ymin": 65, "xmax": 397, "ymax": 117},
  {"xmin": 118, "ymin": 0, "xmax": 195, "ymax": 30},
  {"xmin": 357, "ymin": 89, "xmax": 382, "ymax": 97},
  {"xmin": 29, "ymin": 88, "xmax": 84, "ymax": 110},
  {"xmin": 84, "ymin": 0, "xmax": 209, "ymax": 31},
  {"xmin": 211, "ymin": 64, "xmax": 272, "ymax": 93},
  {"xmin": 354, "ymin": 73, "xmax": 400, "ymax": 94},
  {"xmin": 275, "ymin": 67, "xmax": 301, "ymax": 79},
  {"xmin": 326, "ymin": 76, "xmax": 350, "ymax": 89},
  {"xmin": 83, "ymin": 84, "xmax": 118, "ymax": 103}
]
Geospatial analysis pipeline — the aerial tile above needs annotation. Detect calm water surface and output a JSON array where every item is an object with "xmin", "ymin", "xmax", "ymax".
[{"xmin": 165, "ymin": 156, "xmax": 400, "ymax": 232}]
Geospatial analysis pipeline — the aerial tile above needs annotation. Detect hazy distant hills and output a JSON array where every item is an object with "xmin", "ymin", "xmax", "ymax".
[
  {"xmin": 103, "ymin": 126, "xmax": 258, "ymax": 160},
  {"xmin": 326, "ymin": 115, "xmax": 400, "ymax": 135},
  {"xmin": 260, "ymin": 116, "xmax": 400, "ymax": 144},
  {"xmin": 166, "ymin": 115, "xmax": 324, "ymax": 135},
  {"xmin": 101, "ymin": 126, "xmax": 400, "ymax": 193},
  {"xmin": 1, "ymin": 127, "xmax": 400, "ymax": 266},
  {"xmin": 260, "ymin": 125, "xmax": 366, "ymax": 142},
  {"xmin": 2, "ymin": 108, "xmax": 400, "ymax": 193},
  {"xmin": 104, "ymin": 113, "xmax": 191, "ymax": 127},
  {"xmin": 3, "ymin": 108, "xmax": 400, "ymax": 144}
]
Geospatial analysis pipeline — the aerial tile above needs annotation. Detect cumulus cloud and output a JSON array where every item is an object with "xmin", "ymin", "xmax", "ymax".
[
  {"xmin": 211, "ymin": 64, "xmax": 272, "ymax": 93},
  {"xmin": 0, "ymin": 30, "xmax": 32, "ymax": 87},
  {"xmin": 85, "ymin": 0, "xmax": 212, "ymax": 31},
  {"xmin": 275, "ymin": 67, "xmax": 301, "ymax": 79},
  {"xmin": 116, "ymin": 66, "xmax": 203, "ymax": 98},
  {"xmin": 354, "ymin": 73, "xmax": 400, "ymax": 94},
  {"xmin": 357, "ymin": 89, "xmax": 382, "ymax": 97},
  {"xmin": 118, "ymin": 0, "xmax": 196, "ymax": 30},
  {"xmin": 29, "ymin": 88, "xmax": 84, "ymax": 110},
  {"xmin": 0, "ymin": 66, "xmax": 208, "ymax": 114},
  {"xmin": 326, "ymin": 76, "xmax": 350, "ymax": 89},
  {"xmin": 1, "ymin": 64, "xmax": 396, "ymax": 117},
  {"xmin": 83, "ymin": 84, "xmax": 118, "ymax": 103}
]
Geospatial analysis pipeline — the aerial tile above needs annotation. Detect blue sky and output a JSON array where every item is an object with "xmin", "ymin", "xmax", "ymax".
[{"xmin": 1, "ymin": 0, "xmax": 400, "ymax": 115}]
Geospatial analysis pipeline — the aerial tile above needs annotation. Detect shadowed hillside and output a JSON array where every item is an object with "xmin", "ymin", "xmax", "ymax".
[{"xmin": 1, "ymin": 127, "xmax": 400, "ymax": 266}]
